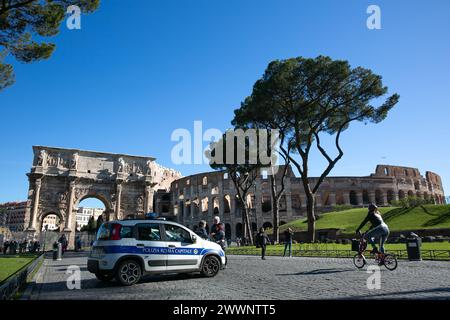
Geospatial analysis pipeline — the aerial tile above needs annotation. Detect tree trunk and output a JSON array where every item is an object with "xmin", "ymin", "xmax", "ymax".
[
  {"xmin": 272, "ymin": 199, "xmax": 280, "ymax": 244},
  {"xmin": 240, "ymin": 198, "xmax": 253, "ymax": 245},
  {"xmin": 306, "ymin": 192, "xmax": 316, "ymax": 242}
]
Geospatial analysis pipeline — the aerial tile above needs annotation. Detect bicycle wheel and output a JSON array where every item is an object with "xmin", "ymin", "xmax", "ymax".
[
  {"xmin": 383, "ymin": 254, "xmax": 398, "ymax": 271},
  {"xmin": 353, "ymin": 254, "xmax": 366, "ymax": 269}
]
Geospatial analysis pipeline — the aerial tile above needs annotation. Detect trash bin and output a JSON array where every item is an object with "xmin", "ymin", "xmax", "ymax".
[{"xmin": 406, "ymin": 236, "xmax": 422, "ymax": 261}]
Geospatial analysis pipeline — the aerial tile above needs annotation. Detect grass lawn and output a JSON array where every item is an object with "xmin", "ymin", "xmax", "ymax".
[
  {"xmin": 0, "ymin": 254, "xmax": 38, "ymax": 282},
  {"xmin": 227, "ymin": 242, "xmax": 450, "ymax": 255},
  {"xmin": 277, "ymin": 205, "xmax": 450, "ymax": 235}
]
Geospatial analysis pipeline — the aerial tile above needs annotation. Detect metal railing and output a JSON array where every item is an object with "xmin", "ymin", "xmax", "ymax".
[{"xmin": 227, "ymin": 246, "xmax": 450, "ymax": 261}]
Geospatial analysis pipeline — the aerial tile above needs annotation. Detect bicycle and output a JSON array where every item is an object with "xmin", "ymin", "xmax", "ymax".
[{"xmin": 353, "ymin": 233, "xmax": 398, "ymax": 271}]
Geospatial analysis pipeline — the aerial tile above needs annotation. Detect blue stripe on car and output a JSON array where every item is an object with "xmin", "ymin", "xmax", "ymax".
[{"xmin": 103, "ymin": 246, "xmax": 225, "ymax": 257}]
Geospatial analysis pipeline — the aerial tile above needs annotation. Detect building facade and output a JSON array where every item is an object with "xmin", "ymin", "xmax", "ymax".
[
  {"xmin": 0, "ymin": 202, "xmax": 27, "ymax": 232},
  {"xmin": 170, "ymin": 164, "xmax": 446, "ymax": 240},
  {"xmin": 75, "ymin": 207, "xmax": 105, "ymax": 230}
]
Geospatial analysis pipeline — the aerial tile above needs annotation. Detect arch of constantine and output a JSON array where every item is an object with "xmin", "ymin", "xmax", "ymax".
[{"xmin": 24, "ymin": 146, "xmax": 181, "ymax": 248}]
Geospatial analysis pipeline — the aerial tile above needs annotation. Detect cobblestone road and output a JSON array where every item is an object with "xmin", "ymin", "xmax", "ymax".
[{"xmin": 25, "ymin": 252, "xmax": 450, "ymax": 300}]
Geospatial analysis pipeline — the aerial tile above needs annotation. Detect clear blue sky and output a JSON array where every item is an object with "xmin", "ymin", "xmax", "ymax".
[{"xmin": 1, "ymin": 0, "xmax": 449, "ymax": 204}]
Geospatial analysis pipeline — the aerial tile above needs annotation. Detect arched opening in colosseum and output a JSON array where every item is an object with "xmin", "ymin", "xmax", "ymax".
[
  {"xmin": 225, "ymin": 223, "xmax": 231, "ymax": 239},
  {"xmin": 212, "ymin": 197, "xmax": 220, "ymax": 214},
  {"xmin": 387, "ymin": 190, "xmax": 395, "ymax": 204},
  {"xmin": 414, "ymin": 181, "xmax": 420, "ymax": 190},
  {"xmin": 252, "ymin": 222, "xmax": 258, "ymax": 233},
  {"xmin": 223, "ymin": 195, "xmax": 231, "ymax": 213},
  {"xmin": 235, "ymin": 195, "xmax": 243, "ymax": 217},
  {"xmin": 322, "ymin": 192, "xmax": 330, "ymax": 206},
  {"xmin": 236, "ymin": 223, "xmax": 243, "ymax": 238},
  {"xmin": 192, "ymin": 198, "xmax": 200, "ymax": 216},
  {"xmin": 262, "ymin": 195, "xmax": 272, "ymax": 213},
  {"xmin": 201, "ymin": 197, "xmax": 209, "ymax": 213},
  {"xmin": 363, "ymin": 190, "xmax": 370, "ymax": 204},
  {"xmin": 375, "ymin": 190, "xmax": 383, "ymax": 206},
  {"xmin": 263, "ymin": 222, "xmax": 273, "ymax": 230},
  {"xmin": 247, "ymin": 193, "xmax": 255, "ymax": 209},
  {"xmin": 223, "ymin": 173, "xmax": 228, "ymax": 180},
  {"xmin": 185, "ymin": 200, "xmax": 191, "ymax": 217},
  {"xmin": 416, "ymin": 191, "xmax": 422, "ymax": 199},
  {"xmin": 202, "ymin": 176, "xmax": 208, "ymax": 186},
  {"xmin": 349, "ymin": 191, "xmax": 358, "ymax": 205},
  {"xmin": 211, "ymin": 186, "xmax": 219, "ymax": 195},
  {"xmin": 398, "ymin": 190, "xmax": 406, "ymax": 200},
  {"xmin": 408, "ymin": 190, "xmax": 414, "ymax": 198}
]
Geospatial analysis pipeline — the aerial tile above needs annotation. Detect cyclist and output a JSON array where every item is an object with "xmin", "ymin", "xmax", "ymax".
[{"xmin": 356, "ymin": 203, "xmax": 390, "ymax": 261}]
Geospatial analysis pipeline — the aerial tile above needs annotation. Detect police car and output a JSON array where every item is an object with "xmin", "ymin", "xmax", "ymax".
[{"xmin": 87, "ymin": 215, "xmax": 227, "ymax": 286}]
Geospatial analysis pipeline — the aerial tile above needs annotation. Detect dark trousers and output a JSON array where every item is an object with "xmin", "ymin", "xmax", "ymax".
[{"xmin": 261, "ymin": 245, "xmax": 267, "ymax": 259}]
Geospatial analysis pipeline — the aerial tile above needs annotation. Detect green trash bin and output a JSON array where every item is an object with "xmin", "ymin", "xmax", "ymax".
[{"xmin": 406, "ymin": 237, "xmax": 422, "ymax": 261}]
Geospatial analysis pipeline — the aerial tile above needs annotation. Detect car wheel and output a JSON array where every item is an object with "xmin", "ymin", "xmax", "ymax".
[
  {"xmin": 95, "ymin": 272, "xmax": 114, "ymax": 282},
  {"xmin": 115, "ymin": 260, "xmax": 142, "ymax": 286},
  {"xmin": 201, "ymin": 255, "xmax": 220, "ymax": 278}
]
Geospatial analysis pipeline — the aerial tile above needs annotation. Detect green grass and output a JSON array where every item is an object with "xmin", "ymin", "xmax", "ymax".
[
  {"xmin": 277, "ymin": 205, "xmax": 450, "ymax": 235},
  {"xmin": 0, "ymin": 254, "xmax": 38, "ymax": 282}
]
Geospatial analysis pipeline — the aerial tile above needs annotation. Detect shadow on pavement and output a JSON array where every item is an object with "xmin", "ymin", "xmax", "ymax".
[
  {"xmin": 344, "ymin": 287, "xmax": 450, "ymax": 300},
  {"xmin": 277, "ymin": 268, "xmax": 354, "ymax": 276}
]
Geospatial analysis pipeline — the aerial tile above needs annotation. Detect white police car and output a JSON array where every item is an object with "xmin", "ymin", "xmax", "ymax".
[{"xmin": 87, "ymin": 217, "xmax": 227, "ymax": 286}]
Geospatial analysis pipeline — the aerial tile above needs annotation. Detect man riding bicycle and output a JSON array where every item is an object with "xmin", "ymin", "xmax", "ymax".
[{"xmin": 356, "ymin": 204, "xmax": 390, "ymax": 259}]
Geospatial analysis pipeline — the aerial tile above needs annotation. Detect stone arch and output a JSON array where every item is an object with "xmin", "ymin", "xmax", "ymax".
[
  {"xmin": 38, "ymin": 210, "xmax": 64, "ymax": 233},
  {"xmin": 223, "ymin": 195, "xmax": 231, "ymax": 213},
  {"xmin": 263, "ymin": 222, "xmax": 273, "ymax": 230},
  {"xmin": 211, "ymin": 197, "xmax": 220, "ymax": 214},
  {"xmin": 251, "ymin": 222, "xmax": 258, "ymax": 233},
  {"xmin": 398, "ymin": 190, "xmax": 406, "ymax": 200},
  {"xmin": 387, "ymin": 190, "xmax": 395, "ymax": 204},
  {"xmin": 236, "ymin": 223, "xmax": 243, "ymax": 238},
  {"xmin": 349, "ymin": 191, "xmax": 358, "ymax": 205},
  {"xmin": 262, "ymin": 194, "xmax": 272, "ymax": 212},
  {"xmin": 201, "ymin": 197, "xmax": 209, "ymax": 213},
  {"xmin": 407, "ymin": 190, "xmax": 414, "ymax": 198},
  {"xmin": 375, "ymin": 190, "xmax": 383, "ymax": 206},
  {"xmin": 225, "ymin": 223, "xmax": 231, "ymax": 239},
  {"xmin": 363, "ymin": 190, "xmax": 370, "ymax": 204}
]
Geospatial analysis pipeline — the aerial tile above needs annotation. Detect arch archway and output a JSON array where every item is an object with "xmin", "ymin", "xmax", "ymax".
[{"xmin": 349, "ymin": 191, "xmax": 358, "ymax": 205}]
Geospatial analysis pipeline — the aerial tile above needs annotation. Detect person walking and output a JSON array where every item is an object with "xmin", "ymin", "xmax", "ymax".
[
  {"xmin": 283, "ymin": 228, "xmax": 294, "ymax": 258},
  {"xmin": 209, "ymin": 216, "xmax": 221, "ymax": 240},
  {"xmin": 256, "ymin": 228, "xmax": 271, "ymax": 260},
  {"xmin": 213, "ymin": 223, "xmax": 227, "ymax": 251}
]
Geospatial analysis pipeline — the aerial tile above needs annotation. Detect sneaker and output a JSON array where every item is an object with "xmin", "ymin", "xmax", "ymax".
[{"xmin": 370, "ymin": 248, "xmax": 380, "ymax": 255}]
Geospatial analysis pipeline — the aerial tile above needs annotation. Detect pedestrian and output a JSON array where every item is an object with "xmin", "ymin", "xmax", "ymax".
[
  {"xmin": 283, "ymin": 228, "xmax": 294, "ymax": 257},
  {"xmin": 58, "ymin": 234, "xmax": 68, "ymax": 255},
  {"xmin": 209, "ymin": 216, "xmax": 221, "ymax": 239},
  {"xmin": 255, "ymin": 228, "xmax": 271, "ymax": 260},
  {"xmin": 195, "ymin": 220, "xmax": 208, "ymax": 240},
  {"xmin": 213, "ymin": 223, "xmax": 227, "ymax": 251}
]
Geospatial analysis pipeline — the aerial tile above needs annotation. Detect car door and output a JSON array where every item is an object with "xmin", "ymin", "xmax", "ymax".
[
  {"xmin": 163, "ymin": 224, "xmax": 200, "ymax": 272},
  {"xmin": 135, "ymin": 223, "xmax": 167, "ymax": 273}
]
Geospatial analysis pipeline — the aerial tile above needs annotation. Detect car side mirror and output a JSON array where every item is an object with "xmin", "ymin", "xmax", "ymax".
[{"xmin": 191, "ymin": 234, "xmax": 198, "ymax": 243}]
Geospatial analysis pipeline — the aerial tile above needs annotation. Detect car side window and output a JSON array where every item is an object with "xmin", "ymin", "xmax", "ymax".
[
  {"xmin": 137, "ymin": 224, "xmax": 162, "ymax": 241},
  {"xmin": 120, "ymin": 226, "xmax": 134, "ymax": 239},
  {"xmin": 165, "ymin": 224, "xmax": 192, "ymax": 243}
]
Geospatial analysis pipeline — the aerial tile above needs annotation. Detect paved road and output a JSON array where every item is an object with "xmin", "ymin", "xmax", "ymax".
[{"xmin": 25, "ymin": 252, "xmax": 450, "ymax": 300}]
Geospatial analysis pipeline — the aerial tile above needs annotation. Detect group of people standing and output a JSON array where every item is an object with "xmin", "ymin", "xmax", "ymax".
[
  {"xmin": 195, "ymin": 216, "xmax": 227, "ymax": 250},
  {"xmin": 2, "ymin": 239, "xmax": 41, "ymax": 255}
]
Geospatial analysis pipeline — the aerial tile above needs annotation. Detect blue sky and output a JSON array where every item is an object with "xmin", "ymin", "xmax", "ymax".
[{"xmin": 0, "ymin": 0, "xmax": 449, "ymax": 205}]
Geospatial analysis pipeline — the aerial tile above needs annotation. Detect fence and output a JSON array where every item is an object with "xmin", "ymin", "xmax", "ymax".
[
  {"xmin": 227, "ymin": 245, "xmax": 450, "ymax": 261},
  {"xmin": 0, "ymin": 253, "xmax": 44, "ymax": 300}
]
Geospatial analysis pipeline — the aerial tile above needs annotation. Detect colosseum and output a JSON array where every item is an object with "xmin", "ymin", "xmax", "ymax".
[{"xmin": 169, "ymin": 165, "xmax": 446, "ymax": 240}]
